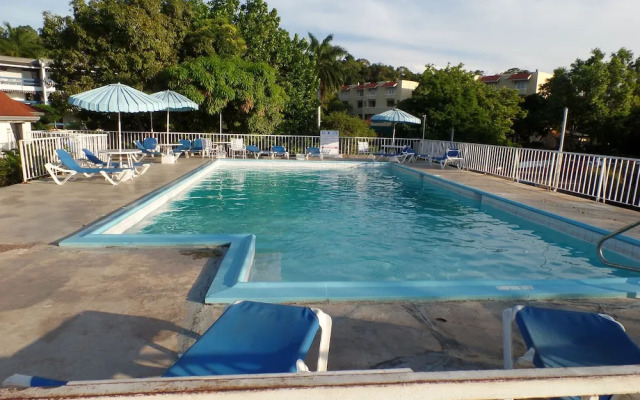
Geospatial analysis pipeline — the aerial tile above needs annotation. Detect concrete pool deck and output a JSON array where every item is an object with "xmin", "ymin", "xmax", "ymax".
[{"xmin": 0, "ymin": 157, "xmax": 639, "ymax": 384}]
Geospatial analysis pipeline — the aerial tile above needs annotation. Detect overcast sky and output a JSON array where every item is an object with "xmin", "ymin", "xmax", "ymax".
[{"xmin": 4, "ymin": 0, "xmax": 639, "ymax": 74}]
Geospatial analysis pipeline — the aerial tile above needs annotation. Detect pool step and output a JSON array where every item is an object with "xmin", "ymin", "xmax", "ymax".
[{"xmin": 248, "ymin": 253, "xmax": 282, "ymax": 282}]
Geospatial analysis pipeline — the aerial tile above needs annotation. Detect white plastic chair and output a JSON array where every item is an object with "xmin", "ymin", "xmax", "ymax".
[
  {"xmin": 230, "ymin": 138, "xmax": 247, "ymax": 159},
  {"xmin": 357, "ymin": 141, "xmax": 370, "ymax": 155}
]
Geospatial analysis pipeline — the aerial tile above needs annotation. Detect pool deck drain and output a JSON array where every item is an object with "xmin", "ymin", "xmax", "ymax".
[{"xmin": 0, "ymin": 157, "xmax": 639, "ymax": 383}]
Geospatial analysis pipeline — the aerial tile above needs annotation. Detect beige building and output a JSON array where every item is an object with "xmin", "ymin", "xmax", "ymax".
[
  {"xmin": 0, "ymin": 55, "xmax": 55, "ymax": 105},
  {"xmin": 339, "ymin": 80, "xmax": 419, "ymax": 120},
  {"xmin": 477, "ymin": 70, "xmax": 552, "ymax": 96}
]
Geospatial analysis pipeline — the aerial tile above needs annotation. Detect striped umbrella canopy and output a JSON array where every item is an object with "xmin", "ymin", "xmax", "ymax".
[
  {"xmin": 151, "ymin": 90, "xmax": 199, "ymax": 145},
  {"xmin": 68, "ymin": 83, "xmax": 165, "ymax": 153},
  {"xmin": 370, "ymin": 108, "xmax": 421, "ymax": 143}
]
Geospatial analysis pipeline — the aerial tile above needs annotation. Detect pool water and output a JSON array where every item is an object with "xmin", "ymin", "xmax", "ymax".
[{"xmin": 128, "ymin": 163, "xmax": 637, "ymax": 283}]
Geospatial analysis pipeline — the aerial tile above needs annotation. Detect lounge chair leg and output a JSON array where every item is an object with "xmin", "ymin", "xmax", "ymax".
[{"xmin": 45, "ymin": 163, "xmax": 77, "ymax": 185}]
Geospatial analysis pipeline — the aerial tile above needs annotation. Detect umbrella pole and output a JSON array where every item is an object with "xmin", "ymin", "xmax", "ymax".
[
  {"xmin": 392, "ymin": 122, "xmax": 397, "ymax": 146},
  {"xmin": 118, "ymin": 112, "xmax": 123, "ymax": 166},
  {"xmin": 166, "ymin": 109, "xmax": 170, "ymax": 146},
  {"xmin": 150, "ymin": 112, "xmax": 153, "ymax": 135}
]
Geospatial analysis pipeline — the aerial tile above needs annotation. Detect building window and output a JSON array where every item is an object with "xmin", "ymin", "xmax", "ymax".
[
  {"xmin": 386, "ymin": 99, "xmax": 395, "ymax": 107},
  {"xmin": 340, "ymin": 91, "xmax": 349, "ymax": 99},
  {"xmin": 357, "ymin": 100, "xmax": 363, "ymax": 108},
  {"xmin": 514, "ymin": 81, "xmax": 527, "ymax": 93},
  {"xmin": 367, "ymin": 100, "xmax": 376, "ymax": 108},
  {"xmin": 386, "ymin": 88, "xmax": 396, "ymax": 96},
  {"xmin": 367, "ymin": 88, "xmax": 377, "ymax": 97},
  {"xmin": 342, "ymin": 101, "xmax": 349, "ymax": 107},
  {"xmin": 357, "ymin": 90, "xmax": 364, "ymax": 97}
]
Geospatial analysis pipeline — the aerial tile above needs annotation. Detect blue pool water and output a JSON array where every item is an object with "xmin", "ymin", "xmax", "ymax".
[{"xmin": 128, "ymin": 163, "xmax": 637, "ymax": 284}]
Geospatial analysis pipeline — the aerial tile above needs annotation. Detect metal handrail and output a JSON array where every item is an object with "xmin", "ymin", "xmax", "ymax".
[{"xmin": 596, "ymin": 219, "xmax": 640, "ymax": 272}]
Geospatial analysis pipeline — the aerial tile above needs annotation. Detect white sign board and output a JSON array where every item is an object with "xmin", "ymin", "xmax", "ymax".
[{"xmin": 320, "ymin": 130, "xmax": 340, "ymax": 157}]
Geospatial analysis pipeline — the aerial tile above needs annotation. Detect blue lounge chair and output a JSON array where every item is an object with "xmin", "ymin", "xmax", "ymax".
[
  {"xmin": 431, "ymin": 148, "xmax": 463, "ymax": 169},
  {"xmin": 174, "ymin": 139, "xmax": 191, "ymax": 158},
  {"xmin": 191, "ymin": 138, "xmax": 204, "ymax": 157},
  {"xmin": 134, "ymin": 140, "xmax": 162, "ymax": 157},
  {"xmin": 82, "ymin": 148, "xmax": 150, "ymax": 175},
  {"xmin": 163, "ymin": 301, "xmax": 331, "ymax": 377},
  {"xmin": 503, "ymin": 305, "xmax": 640, "ymax": 372},
  {"xmin": 142, "ymin": 137, "xmax": 158, "ymax": 152},
  {"xmin": 270, "ymin": 145, "xmax": 289, "ymax": 159},
  {"xmin": 45, "ymin": 149, "xmax": 135, "ymax": 185},
  {"xmin": 3, "ymin": 301, "xmax": 332, "ymax": 387},
  {"xmin": 246, "ymin": 145, "xmax": 269, "ymax": 159},
  {"xmin": 306, "ymin": 147, "xmax": 323, "ymax": 160}
]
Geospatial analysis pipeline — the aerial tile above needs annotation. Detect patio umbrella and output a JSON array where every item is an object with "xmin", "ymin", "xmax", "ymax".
[
  {"xmin": 68, "ymin": 83, "xmax": 165, "ymax": 156},
  {"xmin": 150, "ymin": 90, "xmax": 199, "ymax": 145},
  {"xmin": 370, "ymin": 108, "xmax": 421, "ymax": 144}
]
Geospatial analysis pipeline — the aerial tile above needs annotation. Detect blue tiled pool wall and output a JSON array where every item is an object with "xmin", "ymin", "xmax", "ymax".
[{"xmin": 59, "ymin": 160, "xmax": 640, "ymax": 303}]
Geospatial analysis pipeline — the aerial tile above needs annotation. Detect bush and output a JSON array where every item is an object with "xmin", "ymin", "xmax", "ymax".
[
  {"xmin": 320, "ymin": 111, "xmax": 377, "ymax": 137},
  {"xmin": 0, "ymin": 150, "xmax": 23, "ymax": 187}
]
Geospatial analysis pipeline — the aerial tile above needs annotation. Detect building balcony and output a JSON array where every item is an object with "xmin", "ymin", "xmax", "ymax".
[{"xmin": 0, "ymin": 76, "xmax": 56, "ymax": 94}]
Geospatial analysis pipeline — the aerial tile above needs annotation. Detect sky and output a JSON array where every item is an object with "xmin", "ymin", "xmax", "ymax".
[{"xmin": 3, "ymin": 0, "xmax": 640, "ymax": 75}]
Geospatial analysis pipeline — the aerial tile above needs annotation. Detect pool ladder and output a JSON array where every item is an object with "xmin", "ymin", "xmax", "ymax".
[{"xmin": 597, "ymin": 219, "xmax": 640, "ymax": 273}]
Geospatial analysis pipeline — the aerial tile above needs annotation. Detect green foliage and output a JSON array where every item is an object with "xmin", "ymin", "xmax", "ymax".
[
  {"xmin": 41, "ymin": 0, "xmax": 196, "ymax": 94},
  {"xmin": 341, "ymin": 56, "xmax": 421, "ymax": 84},
  {"xmin": 400, "ymin": 64, "xmax": 524, "ymax": 145},
  {"xmin": 209, "ymin": 0, "xmax": 319, "ymax": 135},
  {"xmin": 320, "ymin": 111, "xmax": 376, "ymax": 137},
  {"xmin": 0, "ymin": 150, "xmax": 23, "ymax": 187},
  {"xmin": 32, "ymin": 104, "xmax": 63, "ymax": 130},
  {"xmin": 308, "ymin": 33, "xmax": 347, "ymax": 101},
  {"xmin": 0, "ymin": 23, "xmax": 47, "ymax": 58},
  {"xmin": 165, "ymin": 54, "xmax": 285, "ymax": 134},
  {"xmin": 537, "ymin": 48, "xmax": 640, "ymax": 156}
]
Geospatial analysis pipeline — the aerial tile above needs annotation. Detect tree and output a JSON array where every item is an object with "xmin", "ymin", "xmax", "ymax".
[
  {"xmin": 0, "ymin": 23, "xmax": 47, "ymax": 58},
  {"xmin": 308, "ymin": 33, "xmax": 347, "ymax": 102},
  {"xmin": 41, "ymin": 0, "xmax": 196, "ymax": 95},
  {"xmin": 164, "ymin": 54, "xmax": 285, "ymax": 134},
  {"xmin": 320, "ymin": 111, "xmax": 376, "ymax": 137},
  {"xmin": 539, "ymin": 48, "xmax": 640, "ymax": 155},
  {"xmin": 210, "ymin": 0, "xmax": 319, "ymax": 134},
  {"xmin": 400, "ymin": 64, "xmax": 524, "ymax": 145}
]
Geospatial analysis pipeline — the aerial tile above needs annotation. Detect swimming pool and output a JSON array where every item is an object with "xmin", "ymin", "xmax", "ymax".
[{"xmin": 62, "ymin": 160, "xmax": 640, "ymax": 302}]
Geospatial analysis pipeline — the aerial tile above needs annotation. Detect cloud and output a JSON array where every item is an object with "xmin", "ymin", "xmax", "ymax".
[
  {"xmin": 269, "ymin": 0, "xmax": 640, "ymax": 74},
  {"xmin": 6, "ymin": 0, "xmax": 640, "ymax": 76}
]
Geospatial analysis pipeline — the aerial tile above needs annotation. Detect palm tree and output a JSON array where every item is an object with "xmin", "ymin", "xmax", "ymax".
[
  {"xmin": 0, "ymin": 22, "xmax": 47, "ymax": 58},
  {"xmin": 308, "ymin": 33, "xmax": 347, "ymax": 102}
]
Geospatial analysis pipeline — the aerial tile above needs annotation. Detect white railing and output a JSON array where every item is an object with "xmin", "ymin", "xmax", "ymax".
[
  {"xmin": 17, "ymin": 131, "xmax": 640, "ymax": 208},
  {"xmin": 105, "ymin": 130, "xmax": 419, "ymax": 156},
  {"xmin": 19, "ymin": 133, "xmax": 108, "ymax": 182},
  {"xmin": 421, "ymin": 139, "xmax": 640, "ymax": 208}
]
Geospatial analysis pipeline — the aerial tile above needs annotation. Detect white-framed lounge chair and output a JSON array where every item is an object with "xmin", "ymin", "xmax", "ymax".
[
  {"xmin": 306, "ymin": 147, "xmax": 323, "ymax": 160},
  {"xmin": 357, "ymin": 141, "xmax": 370, "ymax": 156},
  {"xmin": 134, "ymin": 140, "xmax": 162, "ymax": 157},
  {"xmin": 164, "ymin": 300, "xmax": 331, "ymax": 376},
  {"xmin": 3, "ymin": 301, "xmax": 332, "ymax": 387},
  {"xmin": 503, "ymin": 305, "xmax": 640, "ymax": 395},
  {"xmin": 45, "ymin": 149, "xmax": 135, "ymax": 186},
  {"xmin": 271, "ymin": 145, "xmax": 289, "ymax": 159},
  {"xmin": 246, "ymin": 145, "xmax": 270, "ymax": 159},
  {"xmin": 82, "ymin": 148, "xmax": 150, "ymax": 175},
  {"xmin": 230, "ymin": 138, "xmax": 247, "ymax": 159},
  {"xmin": 431, "ymin": 148, "xmax": 463, "ymax": 169}
]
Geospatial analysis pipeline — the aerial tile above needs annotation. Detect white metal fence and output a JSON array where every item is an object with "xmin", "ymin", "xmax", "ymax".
[
  {"xmin": 17, "ymin": 131, "xmax": 640, "ymax": 208},
  {"xmin": 418, "ymin": 140, "xmax": 640, "ymax": 208},
  {"xmin": 18, "ymin": 133, "xmax": 108, "ymax": 182}
]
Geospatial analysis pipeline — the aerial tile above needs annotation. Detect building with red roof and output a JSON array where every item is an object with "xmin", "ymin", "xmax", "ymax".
[
  {"xmin": 476, "ymin": 70, "xmax": 552, "ymax": 96},
  {"xmin": 339, "ymin": 80, "xmax": 418, "ymax": 120},
  {"xmin": 0, "ymin": 90, "xmax": 41, "ymax": 150}
]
